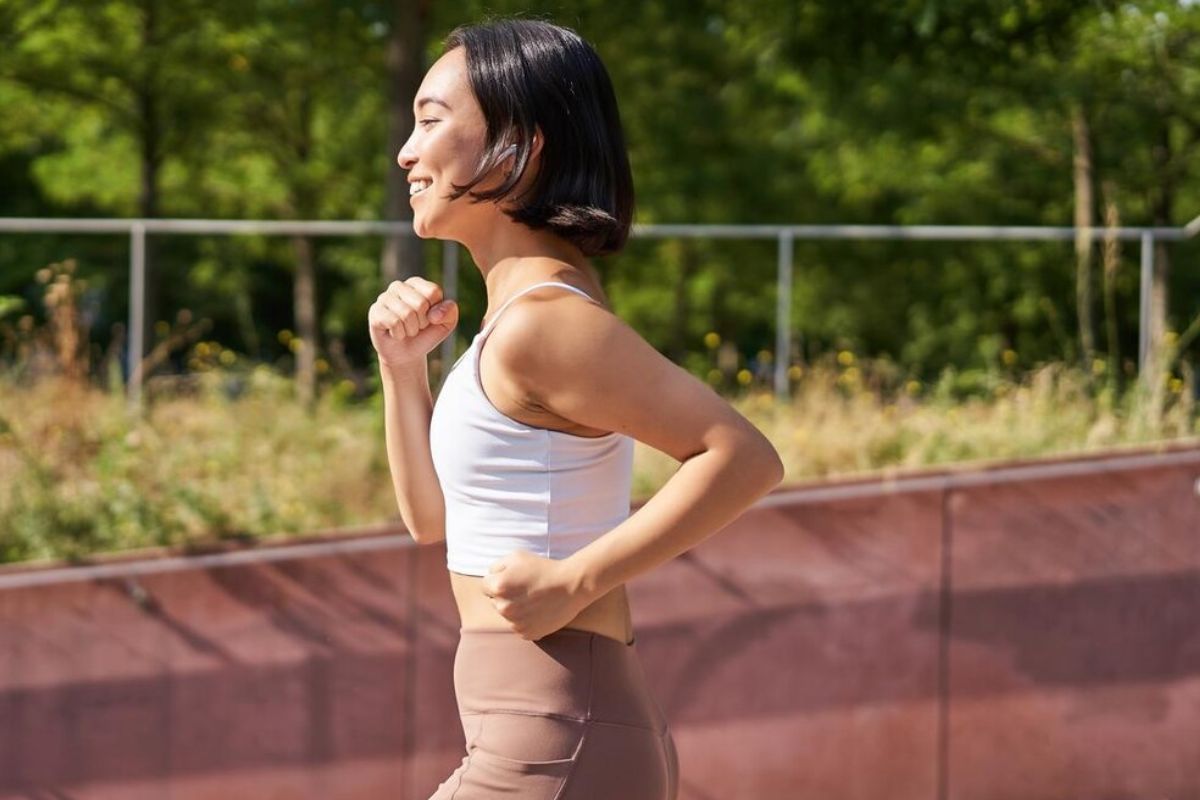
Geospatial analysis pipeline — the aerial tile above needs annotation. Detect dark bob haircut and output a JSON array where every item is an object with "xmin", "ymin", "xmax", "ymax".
[{"xmin": 440, "ymin": 18, "xmax": 635, "ymax": 258}]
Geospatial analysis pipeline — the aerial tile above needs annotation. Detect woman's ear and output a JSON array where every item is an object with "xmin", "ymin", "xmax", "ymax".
[{"xmin": 530, "ymin": 127, "xmax": 544, "ymax": 161}]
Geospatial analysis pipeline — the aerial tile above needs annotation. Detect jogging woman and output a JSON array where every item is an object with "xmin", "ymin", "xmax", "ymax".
[{"xmin": 368, "ymin": 18, "xmax": 785, "ymax": 799}]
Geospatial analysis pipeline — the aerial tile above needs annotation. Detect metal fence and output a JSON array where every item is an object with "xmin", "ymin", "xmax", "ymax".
[{"xmin": 2, "ymin": 215, "xmax": 1199, "ymax": 408}]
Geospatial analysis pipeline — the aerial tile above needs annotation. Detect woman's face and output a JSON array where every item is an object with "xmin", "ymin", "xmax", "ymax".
[{"xmin": 398, "ymin": 47, "xmax": 516, "ymax": 241}]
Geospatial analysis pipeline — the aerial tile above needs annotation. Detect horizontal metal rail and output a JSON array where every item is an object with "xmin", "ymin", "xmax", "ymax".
[
  {"xmin": 1, "ymin": 213, "xmax": 1197, "ymax": 404},
  {"xmin": 0, "ymin": 217, "xmax": 1196, "ymax": 241}
]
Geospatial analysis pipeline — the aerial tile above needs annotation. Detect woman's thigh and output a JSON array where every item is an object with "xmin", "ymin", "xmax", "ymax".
[
  {"xmin": 426, "ymin": 709, "xmax": 581, "ymax": 799},
  {"xmin": 427, "ymin": 714, "xmax": 677, "ymax": 800},
  {"xmin": 565, "ymin": 720, "xmax": 678, "ymax": 800}
]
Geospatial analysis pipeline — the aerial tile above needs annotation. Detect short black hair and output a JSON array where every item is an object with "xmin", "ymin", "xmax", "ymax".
[{"xmin": 441, "ymin": 18, "xmax": 635, "ymax": 258}]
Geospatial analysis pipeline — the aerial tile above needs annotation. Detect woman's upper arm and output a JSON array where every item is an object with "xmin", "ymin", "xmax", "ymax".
[{"xmin": 491, "ymin": 298, "xmax": 783, "ymax": 470}]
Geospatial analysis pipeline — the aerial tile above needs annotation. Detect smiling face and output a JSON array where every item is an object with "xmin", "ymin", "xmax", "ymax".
[{"xmin": 398, "ymin": 47, "xmax": 521, "ymax": 242}]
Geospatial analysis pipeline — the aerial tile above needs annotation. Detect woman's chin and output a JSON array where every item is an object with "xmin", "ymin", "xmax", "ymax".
[
  {"xmin": 411, "ymin": 215, "xmax": 434, "ymax": 239},
  {"xmin": 415, "ymin": 216, "xmax": 463, "ymax": 243}
]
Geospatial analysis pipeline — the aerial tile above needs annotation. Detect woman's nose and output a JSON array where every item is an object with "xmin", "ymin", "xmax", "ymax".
[{"xmin": 397, "ymin": 134, "xmax": 418, "ymax": 169}]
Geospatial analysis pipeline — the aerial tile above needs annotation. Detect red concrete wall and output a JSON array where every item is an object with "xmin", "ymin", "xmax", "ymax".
[{"xmin": 1, "ymin": 442, "xmax": 1197, "ymax": 799}]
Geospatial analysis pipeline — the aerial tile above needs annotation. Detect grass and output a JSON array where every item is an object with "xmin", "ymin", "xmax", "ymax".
[{"xmin": 3, "ymin": 356, "xmax": 1195, "ymax": 567}]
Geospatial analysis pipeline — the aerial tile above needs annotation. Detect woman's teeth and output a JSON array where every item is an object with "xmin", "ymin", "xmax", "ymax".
[{"xmin": 410, "ymin": 180, "xmax": 431, "ymax": 196}]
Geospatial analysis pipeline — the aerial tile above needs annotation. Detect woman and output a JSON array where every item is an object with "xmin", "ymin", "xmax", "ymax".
[{"xmin": 368, "ymin": 17, "xmax": 785, "ymax": 800}]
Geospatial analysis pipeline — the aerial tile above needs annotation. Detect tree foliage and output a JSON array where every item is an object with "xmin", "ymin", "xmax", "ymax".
[{"xmin": 0, "ymin": 0, "xmax": 1197, "ymax": 389}]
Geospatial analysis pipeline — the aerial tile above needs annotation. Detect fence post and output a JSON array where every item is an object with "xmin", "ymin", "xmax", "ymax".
[
  {"xmin": 127, "ymin": 222, "xmax": 146, "ymax": 412},
  {"xmin": 1138, "ymin": 230, "xmax": 1153, "ymax": 383},
  {"xmin": 775, "ymin": 230, "xmax": 794, "ymax": 401}
]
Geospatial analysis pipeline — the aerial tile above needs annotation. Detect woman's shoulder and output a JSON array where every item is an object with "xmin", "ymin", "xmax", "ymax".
[
  {"xmin": 485, "ymin": 282, "xmax": 619, "ymax": 363},
  {"xmin": 510, "ymin": 258, "xmax": 610, "ymax": 308}
]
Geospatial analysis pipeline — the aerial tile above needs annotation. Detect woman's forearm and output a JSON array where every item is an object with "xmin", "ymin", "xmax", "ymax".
[
  {"xmin": 379, "ymin": 360, "xmax": 446, "ymax": 543},
  {"xmin": 564, "ymin": 433, "xmax": 785, "ymax": 599}
]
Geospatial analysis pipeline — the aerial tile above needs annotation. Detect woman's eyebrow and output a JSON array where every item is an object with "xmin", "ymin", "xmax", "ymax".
[{"xmin": 415, "ymin": 95, "xmax": 452, "ymax": 111}]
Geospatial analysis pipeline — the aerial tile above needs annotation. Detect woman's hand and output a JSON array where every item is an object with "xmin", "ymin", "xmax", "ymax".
[
  {"xmin": 480, "ymin": 550, "xmax": 594, "ymax": 641},
  {"xmin": 368, "ymin": 276, "xmax": 459, "ymax": 370}
]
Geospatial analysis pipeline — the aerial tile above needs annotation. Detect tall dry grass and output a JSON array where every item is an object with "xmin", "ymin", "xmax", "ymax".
[{"xmin": 629, "ymin": 351, "xmax": 1198, "ymax": 495}]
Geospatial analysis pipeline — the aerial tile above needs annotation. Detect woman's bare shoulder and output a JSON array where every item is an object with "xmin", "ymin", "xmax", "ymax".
[{"xmin": 512, "ymin": 257, "xmax": 610, "ymax": 308}]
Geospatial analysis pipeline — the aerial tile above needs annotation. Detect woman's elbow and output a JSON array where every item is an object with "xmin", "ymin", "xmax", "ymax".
[
  {"xmin": 398, "ymin": 505, "xmax": 446, "ymax": 546},
  {"xmin": 410, "ymin": 528, "xmax": 446, "ymax": 546},
  {"xmin": 741, "ymin": 428, "xmax": 786, "ymax": 488},
  {"xmin": 720, "ymin": 429, "xmax": 787, "ymax": 491},
  {"xmin": 759, "ymin": 444, "xmax": 786, "ymax": 488},
  {"xmin": 404, "ymin": 515, "xmax": 445, "ymax": 545}
]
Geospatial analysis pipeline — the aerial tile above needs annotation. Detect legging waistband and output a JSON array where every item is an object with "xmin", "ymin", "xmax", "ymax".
[{"xmin": 452, "ymin": 627, "xmax": 667, "ymax": 733}]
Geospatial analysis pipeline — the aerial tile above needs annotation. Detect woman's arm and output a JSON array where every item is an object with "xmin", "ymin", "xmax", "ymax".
[
  {"xmin": 567, "ymin": 428, "xmax": 781, "ymax": 599},
  {"xmin": 378, "ymin": 360, "xmax": 447, "ymax": 544},
  {"xmin": 369, "ymin": 276, "xmax": 459, "ymax": 545},
  {"xmin": 481, "ymin": 295, "xmax": 785, "ymax": 601}
]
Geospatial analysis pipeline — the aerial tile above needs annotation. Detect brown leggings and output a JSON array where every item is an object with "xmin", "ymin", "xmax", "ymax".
[{"xmin": 427, "ymin": 627, "xmax": 680, "ymax": 799}]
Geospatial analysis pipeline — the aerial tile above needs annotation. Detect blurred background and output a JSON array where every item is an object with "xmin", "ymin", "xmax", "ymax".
[
  {"xmin": 1, "ymin": 0, "xmax": 1197, "ymax": 563},
  {"xmin": 1, "ymin": 2, "xmax": 1199, "ymax": 798}
]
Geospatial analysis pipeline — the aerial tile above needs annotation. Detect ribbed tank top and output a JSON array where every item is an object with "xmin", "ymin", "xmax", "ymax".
[{"xmin": 429, "ymin": 281, "xmax": 636, "ymax": 576}]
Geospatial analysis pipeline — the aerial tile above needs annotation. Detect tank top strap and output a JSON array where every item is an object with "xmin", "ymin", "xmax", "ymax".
[{"xmin": 479, "ymin": 281, "xmax": 600, "ymax": 338}]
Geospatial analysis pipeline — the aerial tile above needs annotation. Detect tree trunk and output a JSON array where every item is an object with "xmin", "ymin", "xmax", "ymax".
[
  {"xmin": 1144, "ymin": 114, "xmax": 1173, "ymax": 398},
  {"xmin": 380, "ymin": 0, "xmax": 427, "ymax": 285},
  {"xmin": 287, "ymin": 82, "xmax": 321, "ymax": 409},
  {"xmin": 1071, "ymin": 104, "xmax": 1095, "ymax": 373},
  {"xmin": 671, "ymin": 241, "xmax": 695, "ymax": 363},
  {"xmin": 137, "ymin": 0, "xmax": 161, "ymax": 375}
]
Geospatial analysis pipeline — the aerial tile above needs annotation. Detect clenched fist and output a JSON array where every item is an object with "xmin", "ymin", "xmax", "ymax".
[{"xmin": 368, "ymin": 277, "xmax": 459, "ymax": 369}]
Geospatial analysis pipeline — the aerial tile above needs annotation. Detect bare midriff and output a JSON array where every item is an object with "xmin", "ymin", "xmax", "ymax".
[{"xmin": 449, "ymin": 568, "xmax": 635, "ymax": 645}]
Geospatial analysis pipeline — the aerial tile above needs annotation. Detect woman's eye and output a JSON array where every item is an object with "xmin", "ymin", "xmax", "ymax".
[{"xmin": 419, "ymin": 119, "xmax": 438, "ymax": 128}]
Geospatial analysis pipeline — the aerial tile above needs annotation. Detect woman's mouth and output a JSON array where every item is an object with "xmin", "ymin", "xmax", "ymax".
[{"xmin": 410, "ymin": 179, "xmax": 432, "ymax": 198}]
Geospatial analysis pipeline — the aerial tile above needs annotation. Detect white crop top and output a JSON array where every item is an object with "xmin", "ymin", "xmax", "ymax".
[{"xmin": 428, "ymin": 281, "xmax": 636, "ymax": 576}]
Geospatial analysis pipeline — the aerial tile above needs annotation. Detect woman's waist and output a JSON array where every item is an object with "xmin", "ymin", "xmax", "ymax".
[
  {"xmin": 444, "ymin": 530, "xmax": 623, "ymax": 577},
  {"xmin": 449, "ymin": 570, "xmax": 633, "ymax": 643}
]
